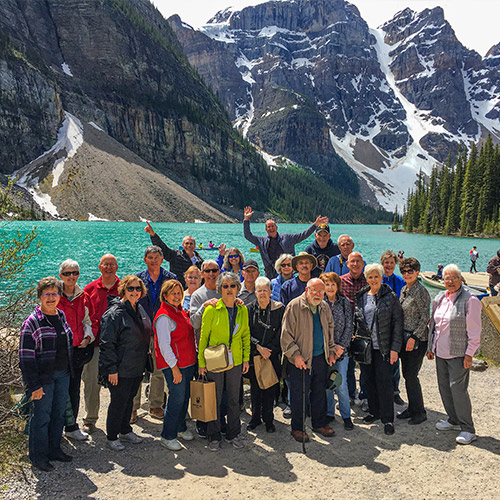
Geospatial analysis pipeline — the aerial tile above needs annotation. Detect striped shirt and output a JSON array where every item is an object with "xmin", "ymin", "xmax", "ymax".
[{"xmin": 19, "ymin": 305, "xmax": 73, "ymax": 393}]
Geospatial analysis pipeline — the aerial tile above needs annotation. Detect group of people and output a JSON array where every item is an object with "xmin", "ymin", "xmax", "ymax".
[{"xmin": 19, "ymin": 208, "xmax": 490, "ymax": 472}]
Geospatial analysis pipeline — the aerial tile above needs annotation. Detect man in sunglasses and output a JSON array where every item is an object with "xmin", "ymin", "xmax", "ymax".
[
  {"xmin": 81, "ymin": 254, "xmax": 120, "ymax": 434},
  {"xmin": 144, "ymin": 221, "xmax": 203, "ymax": 288},
  {"xmin": 132, "ymin": 246, "xmax": 177, "ymax": 421},
  {"xmin": 238, "ymin": 260, "xmax": 260, "ymax": 306},
  {"xmin": 243, "ymin": 206, "xmax": 329, "ymax": 279}
]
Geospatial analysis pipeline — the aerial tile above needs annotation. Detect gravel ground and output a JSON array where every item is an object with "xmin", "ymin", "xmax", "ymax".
[{"xmin": 2, "ymin": 360, "xmax": 499, "ymax": 500}]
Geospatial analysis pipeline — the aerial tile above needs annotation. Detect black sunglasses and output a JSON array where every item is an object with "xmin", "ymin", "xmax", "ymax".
[
  {"xmin": 401, "ymin": 269, "xmax": 415, "ymax": 275},
  {"xmin": 61, "ymin": 271, "xmax": 80, "ymax": 276},
  {"xmin": 203, "ymin": 268, "xmax": 219, "ymax": 273},
  {"xmin": 222, "ymin": 284, "xmax": 237, "ymax": 289},
  {"xmin": 126, "ymin": 286, "xmax": 142, "ymax": 292}
]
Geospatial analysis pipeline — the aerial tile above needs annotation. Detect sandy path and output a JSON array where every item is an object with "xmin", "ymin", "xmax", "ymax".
[{"xmin": 4, "ymin": 361, "xmax": 500, "ymax": 500}]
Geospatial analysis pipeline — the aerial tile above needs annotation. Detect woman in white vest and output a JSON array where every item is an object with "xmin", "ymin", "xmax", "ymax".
[{"xmin": 427, "ymin": 264, "xmax": 482, "ymax": 445}]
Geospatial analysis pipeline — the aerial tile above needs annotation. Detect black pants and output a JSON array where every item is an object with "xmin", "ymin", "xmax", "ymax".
[
  {"xmin": 247, "ymin": 365, "xmax": 277, "ymax": 425},
  {"xmin": 400, "ymin": 341, "xmax": 427, "ymax": 417},
  {"xmin": 470, "ymin": 261, "xmax": 477, "ymax": 273},
  {"xmin": 365, "ymin": 349, "xmax": 394, "ymax": 424},
  {"xmin": 65, "ymin": 365, "xmax": 84, "ymax": 432},
  {"xmin": 106, "ymin": 376, "xmax": 142, "ymax": 441},
  {"xmin": 288, "ymin": 354, "xmax": 328, "ymax": 432}
]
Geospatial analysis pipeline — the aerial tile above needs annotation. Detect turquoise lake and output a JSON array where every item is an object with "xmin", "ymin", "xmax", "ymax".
[{"xmin": 3, "ymin": 221, "xmax": 498, "ymax": 293}]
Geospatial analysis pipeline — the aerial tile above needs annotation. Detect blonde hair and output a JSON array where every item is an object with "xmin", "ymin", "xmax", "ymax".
[{"xmin": 160, "ymin": 279, "xmax": 184, "ymax": 302}]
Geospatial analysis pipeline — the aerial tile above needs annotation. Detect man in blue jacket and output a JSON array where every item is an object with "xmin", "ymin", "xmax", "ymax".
[
  {"xmin": 243, "ymin": 206, "xmax": 328, "ymax": 279},
  {"xmin": 132, "ymin": 245, "xmax": 177, "ymax": 422}
]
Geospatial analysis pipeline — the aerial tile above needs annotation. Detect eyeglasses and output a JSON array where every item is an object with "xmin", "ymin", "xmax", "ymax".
[
  {"xmin": 222, "ymin": 284, "xmax": 237, "ymax": 289},
  {"xmin": 61, "ymin": 271, "xmax": 79, "ymax": 276},
  {"xmin": 444, "ymin": 276, "xmax": 460, "ymax": 282},
  {"xmin": 42, "ymin": 293, "xmax": 60, "ymax": 298},
  {"xmin": 126, "ymin": 286, "xmax": 142, "ymax": 292},
  {"xmin": 281, "ymin": 263, "xmax": 292, "ymax": 267},
  {"xmin": 228, "ymin": 255, "xmax": 239, "ymax": 259},
  {"xmin": 203, "ymin": 268, "xmax": 219, "ymax": 273},
  {"xmin": 401, "ymin": 269, "xmax": 415, "ymax": 275},
  {"xmin": 100, "ymin": 263, "xmax": 117, "ymax": 267}
]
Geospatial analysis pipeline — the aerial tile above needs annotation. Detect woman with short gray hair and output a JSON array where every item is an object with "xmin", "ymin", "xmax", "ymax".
[
  {"xmin": 57, "ymin": 259, "xmax": 95, "ymax": 441},
  {"xmin": 199, "ymin": 271, "xmax": 250, "ymax": 451},
  {"xmin": 427, "ymin": 264, "xmax": 481, "ymax": 445},
  {"xmin": 354, "ymin": 263, "xmax": 403, "ymax": 435},
  {"xmin": 271, "ymin": 254, "xmax": 294, "ymax": 301},
  {"xmin": 247, "ymin": 276, "xmax": 284, "ymax": 433}
]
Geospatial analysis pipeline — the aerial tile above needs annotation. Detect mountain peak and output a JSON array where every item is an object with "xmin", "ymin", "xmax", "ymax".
[{"xmin": 486, "ymin": 42, "xmax": 500, "ymax": 58}]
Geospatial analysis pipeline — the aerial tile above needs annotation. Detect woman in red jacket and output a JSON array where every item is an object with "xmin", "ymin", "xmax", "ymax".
[
  {"xmin": 154, "ymin": 280, "xmax": 196, "ymax": 451},
  {"xmin": 57, "ymin": 259, "xmax": 96, "ymax": 441}
]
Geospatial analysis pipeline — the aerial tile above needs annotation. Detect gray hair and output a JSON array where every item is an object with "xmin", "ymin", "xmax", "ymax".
[
  {"xmin": 364, "ymin": 263, "xmax": 384, "ymax": 278},
  {"xmin": 59, "ymin": 259, "xmax": 79, "ymax": 274},
  {"xmin": 202, "ymin": 259, "xmax": 218, "ymax": 271},
  {"xmin": 443, "ymin": 263, "xmax": 462, "ymax": 278},
  {"xmin": 37, "ymin": 276, "xmax": 63, "ymax": 298},
  {"xmin": 144, "ymin": 245, "xmax": 163, "ymax": 258},
  {"xmin": 275, "ymin": 253, "xmax": 293, "ymax": 273},
  {"xmin": 255, "ymin": 276, "xmax": 271, "ymax": 290},
  {"xmin": 216, "ymin": 271, "xmax": 242, "ymax": 294},
  {"xmin": 337, "ymin": 234, "xmax": 353, "ymax": 245}
]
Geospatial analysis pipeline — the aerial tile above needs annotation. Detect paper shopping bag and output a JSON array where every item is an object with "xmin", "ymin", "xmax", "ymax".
[
  {"xmin": 190, "ymin": 378, "xmax": 217, "ymax": 422},
  {"xmin": 254, "ymin": 355, "xmax": 279, "ymax": 390}
]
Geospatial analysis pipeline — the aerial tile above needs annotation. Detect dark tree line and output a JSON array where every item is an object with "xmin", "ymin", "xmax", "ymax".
[{"xmin": 402, "ymin": 136, "xmax": 500, "ymax": 237}]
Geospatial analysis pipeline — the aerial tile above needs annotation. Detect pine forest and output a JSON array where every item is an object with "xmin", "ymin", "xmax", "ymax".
[{"xmin": 401, "ymin": 136, "xmax": 500, "ymax": 237}]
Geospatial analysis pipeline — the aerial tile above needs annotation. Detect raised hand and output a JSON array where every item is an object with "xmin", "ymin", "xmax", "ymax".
[
  {"xmin": 218, "ymin": 243, "xmax": 227, "ymax": 256},
  {"xmin": 314, "ymin": 215, "xmax": 329, "ymax": 227},
  {"xmin": 144, "ymin": 221, "xmax": 156, "ymax": 236},
  {"xmin": 244, "ymin": 206, "xmax": 254, "ymax": 220}
]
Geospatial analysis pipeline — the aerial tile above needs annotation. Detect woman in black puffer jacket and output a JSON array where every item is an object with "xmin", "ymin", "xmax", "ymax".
[
  {"xmin": 353, "ymin": 263, "xmax": 403, "ymax": 435},
  {"xmin": 99, "ymin": 275, "xmax": 151, "ymax": 451},
  {"xmin": 247, "ymin": 277, "xmax": 284, "ymax": 433}
]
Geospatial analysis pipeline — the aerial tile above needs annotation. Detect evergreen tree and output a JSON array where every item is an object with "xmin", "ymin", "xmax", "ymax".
[{"xmin": 459, "ymin": 143, "xmax": 478, "ymax": 234}]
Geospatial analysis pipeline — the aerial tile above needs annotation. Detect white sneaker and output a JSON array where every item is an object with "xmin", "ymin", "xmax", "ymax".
[
  {"xmin": 456, "ymin": 432, "xmax": 477, "ymax": 445},
  {"xmin": 435, "ymin": 420, "xmax": 461, "ymax": 431},
  {"xmin": 65, "ymin": 429, "xmax": 89, "ymax": 441},
  {"xmin": 225, "ymin": 435, "xmax": 245, "ymax": 449},
  {"xmin": 178, "ymin": 430, "xmax": 194, "ymax": 441},
  {"xmin": 107, "ymin": 439, "xmax": 125, "ymax": 451},
  {"xmin": 119, "ymin": 431, "xmax": 143, "ymax": 444},
  {"xmin": 161, "ymin": 438, "xmax": 182, "ymax": 451}
]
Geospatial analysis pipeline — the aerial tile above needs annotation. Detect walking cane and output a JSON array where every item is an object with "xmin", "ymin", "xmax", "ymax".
[{"xmin": 302, "ymin": 368, "xmax": 307, "ymax": 455}]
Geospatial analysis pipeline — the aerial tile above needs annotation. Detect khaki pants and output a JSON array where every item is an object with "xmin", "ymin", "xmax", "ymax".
[
  {"xmin": 133, "ymin": 339, "xmax": 167, "ymax": 411},
  {"xmin": 81, "ymin": 346, "xmax": 101, "ymax": 425}
]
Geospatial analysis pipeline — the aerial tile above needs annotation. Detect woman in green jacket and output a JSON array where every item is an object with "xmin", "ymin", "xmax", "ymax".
[{"xmin": 199, "ymin": 272, "xmax": 250, "ymax": 452}]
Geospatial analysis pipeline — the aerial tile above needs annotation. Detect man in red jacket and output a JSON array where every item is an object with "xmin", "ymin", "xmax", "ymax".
[{"xmin": 81, "ymin": 254, "xmax": 120, "ymax": 434}]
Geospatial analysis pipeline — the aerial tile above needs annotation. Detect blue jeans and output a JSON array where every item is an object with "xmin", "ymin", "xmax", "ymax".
[
  {"xmin": 326, "ymin": 356, "xmax": 351, "ymax": 419},
  {"xmin": 29, "ymin": 370, "xmax": 70, "ymax": 465},
  {"xmin": 161, "ymin": 364, "xmax": 195, "ymax": 440}
]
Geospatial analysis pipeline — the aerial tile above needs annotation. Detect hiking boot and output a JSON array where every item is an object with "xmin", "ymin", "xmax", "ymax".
[
  {"xmin": 291, "ymin": 430, "xmax": 310, "ymax": 442},
  {"xmin": 312, "ymin": 425, "xmax": 335, "ymax": 437}
]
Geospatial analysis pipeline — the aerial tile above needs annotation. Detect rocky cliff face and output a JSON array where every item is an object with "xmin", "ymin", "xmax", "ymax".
[
  {"xmin": 168, "ymin": 0, "xmax": 500, "ymax": 209},
  {"xmin": 0, "ymin": 0, "xmax": 270, "ymax": 217}
]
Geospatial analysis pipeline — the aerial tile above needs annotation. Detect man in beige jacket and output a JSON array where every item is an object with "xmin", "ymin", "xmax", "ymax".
[{"xmin": 281, "ymin": 278, "xmax": 340, "ymax": 442}]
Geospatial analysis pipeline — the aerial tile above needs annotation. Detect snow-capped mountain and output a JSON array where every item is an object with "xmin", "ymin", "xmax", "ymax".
[{"xmin": 168, "ymin": 0, "xmax": 500, "ymax": 210}]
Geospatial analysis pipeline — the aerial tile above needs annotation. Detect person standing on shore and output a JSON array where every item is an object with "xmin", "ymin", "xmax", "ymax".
[
  {"xmin": 242, "ymin": 206, "xmax": 328, "ymax": 279},
  {"xmin": 281, "ymin": 278, "xmax": 337, "ymax": 442},
  {"xmin": 427, "ymin": 264, "xmax": 481, "ymax": 445},
  {"xmin": 486, "ymin": 250, "xmax": 500, "ymax": 296},
  {"xmin": 325, "ymin": 235, "xmax": 355, "ymax": 276},
  {"xmin": 380, "ymin": 250, "xmax": 406, "ymax": 406},
  {"xmin": 132, "ymin": 246, "xmax": 177, "ymax": 423},
  {"xmin": 469, "ymin": 247, "xmax": 479, "ymax": 273},
  {"xmin": 82, "ymin": 254, "xmax": 120, "ymax": 434},
  {"xmin": 144, "ymin": 222, "xmax": 203, "ymax": 288},
  {"xmin": 304, "ymin": 224, "xmax": 340, "ymax": 276}
]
